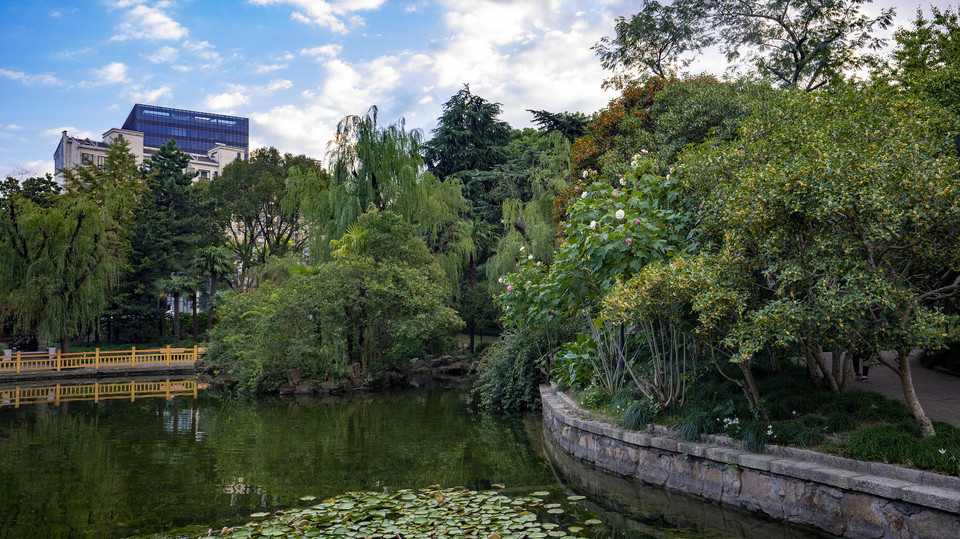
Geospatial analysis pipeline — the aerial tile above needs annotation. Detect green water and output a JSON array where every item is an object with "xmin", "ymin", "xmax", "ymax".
[{"xmin": 0, "ymin": 381, "xmax": 821, "ymax": 538}]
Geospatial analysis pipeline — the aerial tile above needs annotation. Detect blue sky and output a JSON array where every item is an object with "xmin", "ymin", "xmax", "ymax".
[{"xmin": 0, "ymin": 0, "xmax": 948, "ymax": 178}]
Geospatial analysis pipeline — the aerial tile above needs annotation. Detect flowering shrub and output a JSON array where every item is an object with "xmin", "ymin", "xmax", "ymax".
[{"xmin": 497, "ymin": 155, "xmax": 696, "ymax": 331}]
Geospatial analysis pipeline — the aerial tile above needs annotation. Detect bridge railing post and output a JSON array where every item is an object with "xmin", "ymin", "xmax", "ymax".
[
  {"xmin": 166, "ymin": 345, "xmax": 171, "ymax": 366},
  {"xmin": 16, "ymin": 351, "xmax": 20, "ymax": 374}
]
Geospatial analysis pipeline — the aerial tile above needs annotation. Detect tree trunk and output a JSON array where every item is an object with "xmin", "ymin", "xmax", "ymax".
[
  {"xmin": 173, "ymin": 292, "xmax": 181, "ymax": 347},
  {"xmin": 61, "ymin": 335, "xmax": 70, "ymax": 354},
  {"xmin": 886, "ymin": 348, "xmax": 936, "ymax": 437},
  {"xmin": 468, "ymin": 320, "xmax": 476, "ymax": 353},
  {"xmin": 207, "ymin": 272, "xmax": 216, "ymax": 342},
  {"xmin": 192, "ymin": 290, "xmax": 198, "ymax": 340}
]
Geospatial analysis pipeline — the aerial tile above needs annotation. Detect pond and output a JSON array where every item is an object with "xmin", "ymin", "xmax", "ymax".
[{"xmin": 0, "ymin": 377, "xmax": 822, "ymax": 538}]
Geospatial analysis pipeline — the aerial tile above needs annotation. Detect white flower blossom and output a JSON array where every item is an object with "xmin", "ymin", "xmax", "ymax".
[
  {"xmin": 615, "ymin": 209, "xmax": 625, "ymax": 220},
  {"xmin": 589, "ymin": 220, "xmax": 597, "ymax": 229},
  {"xmin": 520, "ymin": 246, "xmax": 525, "ymax": 252},
  {"xmin": 528, "ymin": 255, "xmax": 533, "ymax": 260},
  {"xmin": 619, "ymin": 177, "xmax": 626, "ymax": 186},
  {"xmin": 581, "ymin": 191, "xmax": 588, "ymax": 199}
]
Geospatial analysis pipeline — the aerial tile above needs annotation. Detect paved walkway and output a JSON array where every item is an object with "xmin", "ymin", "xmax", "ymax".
[{"xmin": 849, "ymin": 352, "xmax": 960, "ymax": 428}]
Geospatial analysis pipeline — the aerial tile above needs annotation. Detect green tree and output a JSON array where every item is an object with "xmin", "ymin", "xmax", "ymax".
[
  {"xmin": 156, "ymin": 273, "xmax": 196, "ymax": 346},
  {"xmin": 294, "ymin": 106, "xmax": 474, "ymax": 289},
  {"xmin": 600, "ymin": 0, "xmax": 894, "ymax": 91},
  {"xmin": 0, "ymin": 140, "xmax": 142, "ymax": 351},
  {"xmin": 207, "ymin": 210, "xmax": 463, "ymax": 392},
  {"xmin": 594, "ymin": 0, "xmax": 713, "ymax": 87},
  {"xmin": 675, "ymin": 86, "xmax": 960, "ymax": 436},
  {"xmin": 422, "ymin": 85, "xmax": 512, "ymax": 182},
  {"xmin": 192, "ymin": 246, "xmax": 234, "ymax": 341},
  {"xmin": 888, "ymin": 7, "xmax": 960, "ymax": 113},
  {"xmin": 210, "ymin": 147, "xmax": 320, "ymax": 290}
]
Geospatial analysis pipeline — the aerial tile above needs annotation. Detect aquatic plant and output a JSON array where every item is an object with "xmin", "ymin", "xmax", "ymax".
[{"xmin": 220, "ymin": 486, "xmax": 603, "ymax": 538}]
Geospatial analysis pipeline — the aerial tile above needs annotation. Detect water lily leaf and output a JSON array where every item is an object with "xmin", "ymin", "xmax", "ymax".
[
  {"xmin": 566, "ymin": 495, "xmax": 585, "ymax": 501},
  {"xmin": 532, "ymin": 491, "xmax": 550, "ymax": 497},
  {"xmin": 250, "ymin": 512, "xmax": 270, "ymax": 518},
  {"xmin": 584, "ymin": 519, "xmax": 602, "ymax": 525},
  {"xmin": 567, "ymin": 526, "xmax": 583, "ymax": 533},
  {"xmin": 547, "ymin": 508, "xmax": 564, "ymax": 514},
  {"xmin": 300, "ymin": 495, "xmax": 317, "ymax": 501}
]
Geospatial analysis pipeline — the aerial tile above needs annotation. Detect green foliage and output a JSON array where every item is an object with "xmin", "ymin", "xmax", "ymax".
[
  {"xmin": 497, "ymin": 157, "xmax": 694, "ymax": 330},
  {"xmin": 606, "ymin": 0, "xmax": 893, "ymax": 90},
  {"xmin": 844, "ymin": 420, "xmax": 960, "ymax": 476},
  {"xmin": 0, "ymin": 140, "xmax": 142, "ymax": 349},
  {"xmin": 295, "ymin": 107, "xmax": 473, "ymax": 291},
  {"xmin": 594, "ymin": 0, "xmax": 713, "ymax": 87},
  {"xmin": 423, "ymin": 85, "xmax": 512, "ymax": 181},
  {"xmin": 222, "ymin": 486, "xmax": 608, "ymax": 539},
  {"xmin": 473, "ymin": 321, "xmax": 578, "ymax": 413},
  {"xmin": 209, "ymin": 147, "xmax": 319, "ymax": 289},
  {"xmin": 888, "ymin": 7, "xmax": 960, "ymax": 114},
  {"xmin": 208, "ymin": 211, "xmax": 462, "ymax": 392}
]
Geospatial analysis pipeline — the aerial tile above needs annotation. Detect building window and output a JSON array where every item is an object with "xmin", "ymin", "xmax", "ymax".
[
  {"xmin": 237, "ymin": 152, "xmax": 242, "ymax": 160},
  {"xmin": 81, "ymin": 153, "xmax": 94, "ymax": 164},
  {"xmin": 97, "ymin": 155, "xmax": 106, "ymax": 169},
  {"xmin": 117, "ymin": 134, "xmax": 124, "ymax": 140},
  {"xmin": 213, "ymin": 171, "xmax": 219, "ymax": 178},
  {"xmin": 200, "ymin": 170, "xmax": 209, "ymax": 179}
]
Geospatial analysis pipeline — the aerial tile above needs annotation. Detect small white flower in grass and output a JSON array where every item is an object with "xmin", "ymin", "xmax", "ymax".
[
  {"xmin": 520, "ymin": 246, "xmax": 524, "ymax": 252},
  {"xmin": 589, "ymin": 220, "xmax": 597, "ymax": 229},
  {"xmin": 582, "ymin": 170, "xmax": 589, "ymax": 179},
  {"xmin": 581, "ymin": 191, "xmax": 588, "ymax": 199},
  {"xmin": 527, "ymin": 255, "xmax": 533, "ymax": 260},
  {"xmin": 940, "ymin": 448, "xmax": 947, "ymax": 454},
  {"xmin": 618, "ymin": 177, "xmax": 625, "ymax": 186},
  {"xmin": 615, "ymin": 209, "xmax": 625, "ymax": 220},
  {"xmin": 767, "ymin": 425, "xmax": 773, "ymax": 436}
]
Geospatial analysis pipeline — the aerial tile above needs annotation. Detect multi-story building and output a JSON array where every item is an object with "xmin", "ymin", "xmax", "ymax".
[{"xmin": 54, "ymin": 104, "xmax": 249, "ymax": 182}]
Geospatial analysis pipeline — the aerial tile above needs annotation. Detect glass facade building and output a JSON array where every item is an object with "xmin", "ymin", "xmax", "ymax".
[{"xmin": 122, "ymin": 104, "xmax": 248, "ymax": 156}]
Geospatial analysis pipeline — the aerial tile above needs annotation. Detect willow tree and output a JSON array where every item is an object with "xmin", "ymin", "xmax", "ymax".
[
  {"xmin": 0, "ymin": 140, "xmax": 142, "ymax": 351},
  {"xmin": 292, "ymin": 106, "xmax": 474, "ymax": 289}
]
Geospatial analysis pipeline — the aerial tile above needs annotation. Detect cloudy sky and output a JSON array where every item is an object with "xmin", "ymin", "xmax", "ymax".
[{"xmin": 0, "ymin": 0, "xmax": 947, "ymax": 178}]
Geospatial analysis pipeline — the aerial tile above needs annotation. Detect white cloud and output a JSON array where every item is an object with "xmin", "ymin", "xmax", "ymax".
[
  {"xmin": 250, "ymin": 0, "xmax": 387, "ymax": 33},
  {"xmin": 0, "ymin": 68, "xmax": 62, "ymax": 86},
  {"xmin": 5, "ymin": 124, "xmax": 23, "ymax": 131},
  {"xmin": 1, "ymin": 160, "xmax": 55, "ymax": 179},
  {"xmin": 51, "ymin": 47, "xmax": 95, "ymax": 61},
  {"xmin": 255, "ymin": 63, "xmax": 288, "ymax": 74},
  {"xmin": 111, "ymin": 3, "xmax": 189, "ymax": 41},
  {"xmin": 267, "ymin": 79, "xmax": 294, "ymax": 92},
  {"xmin": 204, "ymin": 90, "xmax": 252, "ymax": 112},
  {"xmin": 301, "ymin": 44, "xmax": 342, "ymax": 59},
  {"xmin": 126, "ymin": 85, "xmax": 174, "ymax": 103},
  {"xmin": 146, "ymin": 45, "xmax": 180, "ymax": 63},
  {"xmin": 174, "ymin": 40, "xmax": 223, "ymax": 71},
  {"xmin": 43, "ymin": 127, "xmax": 95, "ymax": 140},
  {"xmin": 82, "ymin": 62, "xmax": 130, "ymax": 87}
]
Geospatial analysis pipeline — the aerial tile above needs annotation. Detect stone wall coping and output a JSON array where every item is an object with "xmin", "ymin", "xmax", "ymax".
[{"xmin": 543, "ymin": 384, "xmax": 960, "ymax": 513}]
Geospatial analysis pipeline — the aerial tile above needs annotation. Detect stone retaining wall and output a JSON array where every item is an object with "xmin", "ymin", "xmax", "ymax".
[{"xmin": 541, "ymin": 384, "xmax": 960, "ymax": 538}]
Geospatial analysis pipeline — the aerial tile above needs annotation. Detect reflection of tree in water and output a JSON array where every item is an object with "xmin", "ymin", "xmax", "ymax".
[
  {"xmin": 0, "ymin": 414, "xmax": 123, "ymax": 538},
  {"xmin": 202, "ymin": 387, "xmax": 556, "ymax": 503},
  {"xmin": 0, "ymin": 386, "xmax": 560, "ymax": 537}
]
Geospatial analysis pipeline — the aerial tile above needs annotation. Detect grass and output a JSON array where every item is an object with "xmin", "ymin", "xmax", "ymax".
[{"xmin": 571, "ymin": 365, "xmax": 960, "ymax": 477}]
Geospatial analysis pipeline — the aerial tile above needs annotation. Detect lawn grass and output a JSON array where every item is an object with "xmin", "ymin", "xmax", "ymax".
[{"xmin": 569, "ymin": 365, "xmax": 960, "ymax": 477}]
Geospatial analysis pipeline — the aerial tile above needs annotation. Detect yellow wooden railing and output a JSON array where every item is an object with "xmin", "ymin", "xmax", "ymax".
[
  {"xmin": 0, "ymin": 346, "xmax": 201, "ymax": 375},
  {"xmin": 0, "ymin": 379, "xmax": 198, "ymax": 408}
]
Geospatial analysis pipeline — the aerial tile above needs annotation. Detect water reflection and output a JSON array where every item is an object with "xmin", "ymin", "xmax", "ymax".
[
  {"xmin": 536, "ymin": 424, "xmax": 825, "ymax": 538},
  {"xmin": 0, "ymin": 377, "xmax": 196, "ymax": 408},
  {"xmin": 0, "ymin": 384, "xmax": 554, "ymax": 538}
]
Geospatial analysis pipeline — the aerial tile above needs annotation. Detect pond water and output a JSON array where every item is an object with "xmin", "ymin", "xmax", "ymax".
[{"xmin": 0, "ymin": 378, "xmax": 822, "ymax": 538}]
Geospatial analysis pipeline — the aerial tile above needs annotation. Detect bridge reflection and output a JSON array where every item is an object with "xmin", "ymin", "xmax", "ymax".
[{"xmin": 0, "ymin": 378, "xmax": 197, "ymax": 408}]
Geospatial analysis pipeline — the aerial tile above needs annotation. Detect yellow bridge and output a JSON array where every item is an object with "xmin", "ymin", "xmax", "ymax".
[
  {"xmin": 0, "ymin": 379, "xmax": 198, "ymax": 408},
  {"xmin": 0, "ymin": 346, "xmax": 201, "ymax": 375}
]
